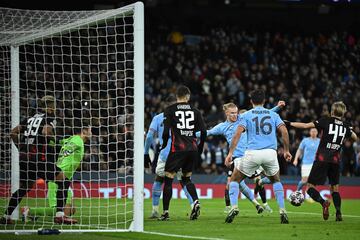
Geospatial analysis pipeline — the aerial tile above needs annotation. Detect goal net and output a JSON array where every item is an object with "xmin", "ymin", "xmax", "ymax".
[{"xmin": 0, "ymin": 2, "xmax": 144, "ymax": 233}]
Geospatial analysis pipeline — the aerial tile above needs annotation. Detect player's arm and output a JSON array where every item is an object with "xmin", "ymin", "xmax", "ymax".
[
  {"xmin": 195, "ymin": 123, "xmax": 223, "ymax": 138},
  {"xmin": 196, "ymin": 110, "xmax": 207, "ymax": 154},
  {"xmin": 289, "ymin": 122, "xmax": 315, "ymax": 129},
  {"xmin": 278, "ymin": 124, "xmax": 292, "ymax": 161},
  {"xmin": 293, "ymin": 148, "xmax": 303, "ymax": 166},
  {"xmin": 350, "ymin": 130, "xmax": 357, "ymax": 141},
  {"xmin": 270, "ymin": 100, "xmax": 286, "ymax": 113},
  {"xmin": 10, "ymin": 125, "xmax": 23, "ymax": 149},
  {"xmin": 293, "ymin": 140, "xmax": 304, "ymax": 165},
  {"xmin": 161, "ymin": 110, "xmax": 170, "ymax": 150},
  {"xmin": 144, "ymin": 117, "xmax": 158, "ymax": 154},
  {"xmin": 225, "ymin": 125, "xmax": 244, "ymax": 167}
]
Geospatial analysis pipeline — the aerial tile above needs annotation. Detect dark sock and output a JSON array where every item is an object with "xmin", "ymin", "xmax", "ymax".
[
  {"xmin": 56, "ymin": 179, "xmax": 71, "ymax": 213},
  {"xmin": 259, "ymin": 187, "xmax": 267, "ymax": 204},
  {"xmin": 184, "ymin": 182, "xmax": 199, "ymax": 202},
  {"xmin": 225, "ymin": 189, "xmax": 230, "ymax": 206},
  {"xmin": 307, "ymin": 187, "xmax": 325, "ymax": 205},
  {"xmin": 162, "ymin": 177, "xmax": 173, "ymax": 211},
  {"xmin": 332, "ymin": 192, "xmax": 341, "ymax": 213},
  {"xmin": 5, "ymin": 188, "xmax": 28, "ymax": 216}
]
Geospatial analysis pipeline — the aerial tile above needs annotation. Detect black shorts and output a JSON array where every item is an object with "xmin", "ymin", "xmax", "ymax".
[
  {"xmin": 308, "ymin": 161, "xmax": 340, "ymax": 186},
  {"xmin": 20, "ymin": 159, "xmax": 61, "ymax": 183},
  {"xmin": 226, "ymin": 159, "xmax": 236, "ymax": 177},
  {"xmin": 165, "ymin": 151, "xmax": 198, "ymax": 174}
]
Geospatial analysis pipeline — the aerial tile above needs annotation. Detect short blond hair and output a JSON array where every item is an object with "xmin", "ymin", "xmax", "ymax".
[
  {"xmin": 222, "ymin": 102, "xmax": 237, "ymax": 111},
  {"xmin": 331, "ymin": 101, "xmax": 347, "ymax": 118},
  {"xmin": 40, "ymin": 95, "xmax": 56, "ymax": 111}
]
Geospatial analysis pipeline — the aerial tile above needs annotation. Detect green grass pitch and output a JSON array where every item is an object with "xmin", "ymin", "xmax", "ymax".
[{"xmin": 1, "ymin": 198, "xmax": 360, "ymax": 240}]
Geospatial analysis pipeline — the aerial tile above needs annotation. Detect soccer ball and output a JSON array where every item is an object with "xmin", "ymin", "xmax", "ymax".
[{"xmin": 289, "ymin": 191, "xmax": 305, "ymax": 207}]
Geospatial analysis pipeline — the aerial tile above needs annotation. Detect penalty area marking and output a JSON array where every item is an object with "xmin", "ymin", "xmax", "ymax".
[{"xmin": 144, "ymin": 231, "xmax": 227, "ymax": 240}]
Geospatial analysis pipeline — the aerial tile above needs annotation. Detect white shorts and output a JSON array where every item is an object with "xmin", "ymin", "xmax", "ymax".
[
  {"xmin": 155, "ymin": 160, "xmax": 183, "ymax": 181},
  {"xmin": 155, "ymin": 160, "xmax": 166, "ymax": 177},
  {"xmin": 301, "ymin": 164, "xmax": 313, "ymax": 178},
  {"xmin": 234, "ymin": 149, "xmax": 279, "ymax": 177}
]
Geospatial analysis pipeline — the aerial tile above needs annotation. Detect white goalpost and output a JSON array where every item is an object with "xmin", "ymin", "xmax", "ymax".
[{"xmin": 0, "ymin": 1, "xmax": 144, "ymax": 233}]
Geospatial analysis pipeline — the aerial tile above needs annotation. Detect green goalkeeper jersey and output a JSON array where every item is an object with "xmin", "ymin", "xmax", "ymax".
[{"xmin": 57, "ymin": 135, "xmax": 85, "ymax": 180}]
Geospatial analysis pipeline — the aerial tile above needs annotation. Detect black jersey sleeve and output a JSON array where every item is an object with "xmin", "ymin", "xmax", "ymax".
[
  {"xmin": 345, "ymin": 124, "xmax": 353, "ymax": 138},
  {"xmin": 313, "ymin": 117, "xmax": 327, "ymax": 131},
  {"xmin": 161, "ymin": 107, "xmax": 171, "ymax": 150},
  {"xmin": 195, "ymin": 109, "xmax": 207, "ymax": 154}
]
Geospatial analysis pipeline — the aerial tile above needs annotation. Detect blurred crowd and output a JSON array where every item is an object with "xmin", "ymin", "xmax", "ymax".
[
  {"xmin": 145, "ymin": 27, "xmax": 360, "ymax": 177},
  {"xmin": 5, "ymin": 23, "xmax": 359, "ymax": 177}
]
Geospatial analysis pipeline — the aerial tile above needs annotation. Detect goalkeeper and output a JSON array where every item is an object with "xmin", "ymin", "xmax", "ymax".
[{"xmin": 22, "ymin": 123, "xmax": 92, "ymax": 222}]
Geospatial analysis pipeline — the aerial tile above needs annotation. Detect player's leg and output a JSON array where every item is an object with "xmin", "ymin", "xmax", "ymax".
[
  {"xmin": 1, "ymin": 160, "xmax": 35, "ymax": 224},
  {"xmin": 177, "ymin": 171, "xmax": 194, "ymax": 208},
  {"xmin": 239, "ymin": 179, "xmax": 263, "ymax": 214},
  {"xmin": 306, "ymin": 161, "xmax": 330, "ymax": 220},
  {"xmin": 253, "ymin": 174, "xmax": 272, "ymax": 213},
  {"xmin": 1, "ymin": 179, "xmax": 34, "ymax": 224},
  {"xmin": 181, "ymin": 152, "xmax": 201, "ymax": 220},
  {"xmin": 262, "ymin": 149, "xmax": 288, "ymax": 224},
  {"xmin": 150, "ymin": 160, "xmax": 166, "ymax": 218},
  {"xmin": 64, "ymin": 187, "xmax": 75, "ymax": 216},
  {"xmin": 297, "ymin": 164, "xmax": 311, "ymax": 192},
  {"xmin": 41, "ymin": 161, "xmax": 76, "ymax": 225},
  {"xmin": 225, "ymin": 167, "xmax": 246, "ymax": 223},
  {"xmin": 297, "ymin": 176, "xmax": 308, "ymax": 191},
  {"xmin": 159, "ymin": 152, "xmax": 180, "ymax": 220},
  {"xmin": 329, "ymin": 163, "xmax": 342, "ymax": 221},
  {"xmin": 224, "ymin": 162, "xmax": 234, "ymax": 212},
  {"xmin": 24, "ymin": 181, "xmax": 58, "ymax": 221}
]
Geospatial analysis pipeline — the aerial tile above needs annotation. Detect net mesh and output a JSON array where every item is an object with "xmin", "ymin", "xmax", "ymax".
[{"xmin": 0, "ymin": 5, "xmax": 138, "ymax": 231}]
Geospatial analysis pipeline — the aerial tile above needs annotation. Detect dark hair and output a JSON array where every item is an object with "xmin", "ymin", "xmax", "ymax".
[
  {"xmin": 73, "ymin": 118, "xmax": 91, "ymax": 134},
  {"xmin": 176, "ymin": 85, "xmax": 191, "ymax": 98},
  {"xmin": 250, "ymin": 89, "xmax": 265, "ymax": 105},
  {"xmin": 165, "ymin": 94, "xmax": 177, "ymax": 104}
]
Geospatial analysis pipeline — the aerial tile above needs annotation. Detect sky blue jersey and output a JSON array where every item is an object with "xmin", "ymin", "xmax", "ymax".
[
  {"xmin": 239, "ymin": 106, "xmax": 284, "ymax": 150},
  {"xmin": 298, "ymin": 137, "xmax": 320, "ymax": 165},
  {"xmin": 198, "ymin": 106, "xmax": 281, "ymax": 157},
  {"xmin": 144, "ymin": 112, "xmax": 171, "ymax": 162}
]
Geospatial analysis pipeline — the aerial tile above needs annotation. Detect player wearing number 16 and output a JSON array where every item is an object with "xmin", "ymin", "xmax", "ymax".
[
  {"xmin": 224, "ymin": 89, "xmax": 292, "ymax": 224},
  {"xmin": 159, "ymin": 85, "xmax": 207, "ymax": 221},
  {"xmin": 286, "ymin": 101, "xmax": 357, "ymax": 222}
]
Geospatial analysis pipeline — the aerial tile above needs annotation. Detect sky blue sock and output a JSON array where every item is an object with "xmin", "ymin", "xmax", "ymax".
[
  {"xmin": 182, "ymin": 185, "xmax": 194, "ymax": 206},
  {"xmin": 273, "ymin": 182, "xmax": 285, "ymax": 209},
  {"xmin": 261, "ymin": 177, "xmax": 271, "ymax": 185},
  {"xmin": 229, "ymin": 181, "xmax": 240, "ymax": 207},
  {"xmin": 152, "ymin": 181, "xmax": 162, "ymax": 207},
  {"xmin": 297, "ymin": 181, "xmax": 306, "ymax": 191},
  {"xmin": 239, "ymin": 180, "xmax": 255, "ymax": 201}
]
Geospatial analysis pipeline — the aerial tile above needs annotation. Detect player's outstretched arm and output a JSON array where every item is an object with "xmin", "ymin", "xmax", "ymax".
[
  {"xmin": 278, "ymin": 125, "xmax": 292, "ymax": 161},
  {"xmin": 289, "ymin": 122, "xmax": 315, "ymax": 129},
  {"xmin": 225, "ymin": 125, "xmax": 244, "ymax": 166}
]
